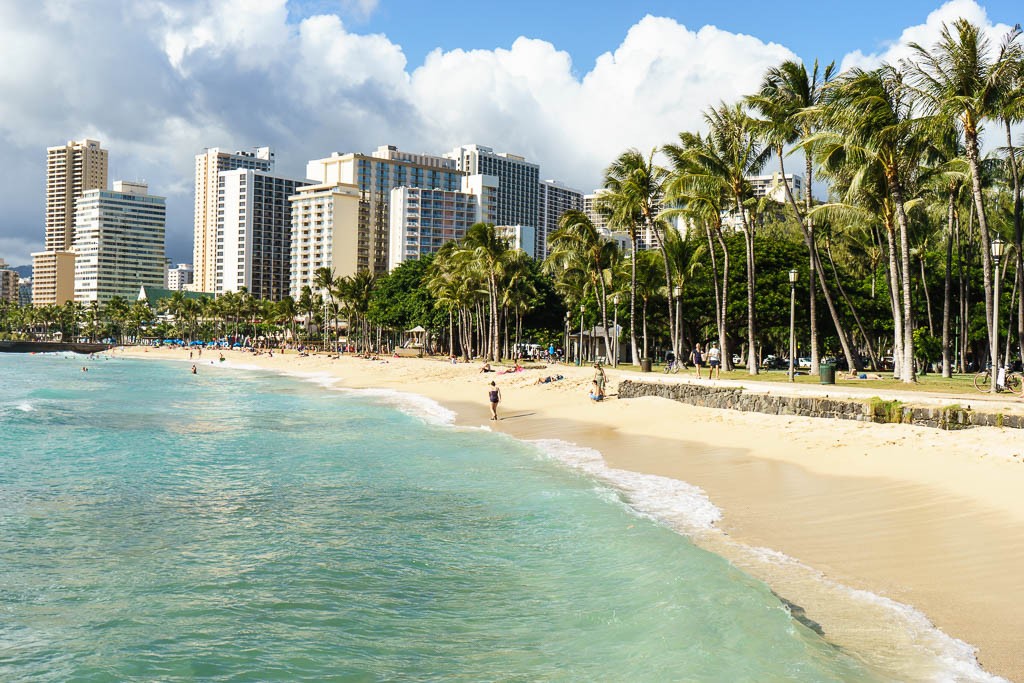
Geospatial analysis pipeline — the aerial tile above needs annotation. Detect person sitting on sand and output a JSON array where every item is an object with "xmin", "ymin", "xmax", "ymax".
[
  {"xmin": 589, "ymin": 380, "xmax": 604, "ymax": 402},
  {"xmin": 480, "ymin": 362, "xmax": 493, "ymax": 373}
]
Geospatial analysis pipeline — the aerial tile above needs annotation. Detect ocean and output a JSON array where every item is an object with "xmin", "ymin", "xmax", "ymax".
[{"xmin": 0, "ymin": 354, "xmax": 996, "ymax": 681}]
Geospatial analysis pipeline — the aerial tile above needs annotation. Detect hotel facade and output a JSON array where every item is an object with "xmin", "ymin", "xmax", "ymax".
[
  {"xmin": 193, "ymin": 147, "xmax": 274, "ymax": 293},
  {"xmin": 33, "ymin": 138, "xmax": 108, "ymax": 305},
  {"xmin": 216, "ymin": 169, "xmax": 308, "ymax": 301},
  {"xmin": 72, "ymin": 181, "xmax": 166, "ymax": 303}
]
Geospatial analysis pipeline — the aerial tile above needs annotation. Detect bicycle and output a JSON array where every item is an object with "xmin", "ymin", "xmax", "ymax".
[
  {"xmin": 973, "ymin": 366, "xmax": 1024, "ymax": 395},
  {"xmin": 664, "ymin": 358, "xmax": 685, "ymax": 374}
]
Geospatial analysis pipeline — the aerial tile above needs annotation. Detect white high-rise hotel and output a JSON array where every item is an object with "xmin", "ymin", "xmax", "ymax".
[
  {"xmin": 72, "ymin": 181, "xmax": 166, "ymax": 303},
  {"xmin": 216, "ymin": 169, "xmax": 308, "ymax": 301},
  {"xmin": 539, "ymin": 179, "xmax": 583, "ymax": 258},
  {"xmin": 193, "ymin": 147, "xmax": 274, "ymax": 293}
]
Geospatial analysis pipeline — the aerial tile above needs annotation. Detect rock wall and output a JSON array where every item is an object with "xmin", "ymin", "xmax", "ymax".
[{"xmin": 617, "ymin": 380, "xmax": 1022, "ymax": 430}]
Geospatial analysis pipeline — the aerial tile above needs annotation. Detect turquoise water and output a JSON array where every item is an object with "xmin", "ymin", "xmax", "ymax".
[{"xmin": 0, "ymin": 354, "xmax": 887, "ymax": 681}]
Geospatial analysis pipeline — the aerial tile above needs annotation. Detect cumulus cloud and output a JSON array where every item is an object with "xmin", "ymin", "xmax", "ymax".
[
  {"xmin": 841, "ymin": 0, "xmax": 1016, "ymax": 71},
  {"xmin": 0, "ymin": 0, "xmax": 1009, "ymax": 268}
]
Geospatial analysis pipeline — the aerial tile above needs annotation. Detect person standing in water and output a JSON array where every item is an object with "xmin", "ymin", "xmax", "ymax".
[{"xmin": 487, "ymin": 381, "xmax": 501, "ymax": 421}]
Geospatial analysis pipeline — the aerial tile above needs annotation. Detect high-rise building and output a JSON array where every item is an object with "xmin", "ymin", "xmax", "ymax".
[
  {"xmin": 387, "ymin": 174, "xmax": 498, "ymax": 270},
  {"xmin": 73, "ymin": 181, "xmax": 166, "ymax": 303},
  {"xmin": 32, "ymin": 138, "xmax": 109, "ymax": 305},
  {"xmin": 497, "ymin": 225, "xmax": 537, "ymax": 259},
  {"xmin": 538, "ymin": 179, "xmax": 583, "ymax": 259},
  {"xmin": 216, "ymin": 169, "xmax": 308, "ymax": 301},
  {"xmin": 193, "ymin": 146, "xmax": 274, "ymax": 293},
  {"xmin": 288, "ymin": 182, "xmax": 363, "ymax": 298},
  {"xmin": 445, "ymin": 144, "xmax": 540, "ymax": 251},
  {"xmin": 166, "ymin": 263, "xmax": 194, "ymax": 291},
  {"xmin": 747, "ymin": 173, "xmax": 804, "ymax": 203},
  {"xmin": 306, "ymin": 145, "xmax": 465, "ymax": 275},
  {"xmin": 0, "ymin": 259, "xmax": 18, "ymax": 303},
  {"xmin": 583, "ymin": 190, "xmax": 610, "ymax": 232}
]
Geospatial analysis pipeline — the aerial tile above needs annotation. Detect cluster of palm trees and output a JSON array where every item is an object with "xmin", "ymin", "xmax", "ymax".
[
  {"xmin": 426, "ymin": 223, "xmax": 536, "ymax": 361},
  {"xmin": 560, "ymin": 18, "xmax": 1023, "ymax": 382},
  {"xmin": 0, "ymin": 297, "xmax": 153, "ymax": 344}
]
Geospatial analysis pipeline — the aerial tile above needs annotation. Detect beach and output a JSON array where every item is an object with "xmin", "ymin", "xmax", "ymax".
[{"xmin": 117, "ymin": 346, "xmax": 1024, "ymax": 680}]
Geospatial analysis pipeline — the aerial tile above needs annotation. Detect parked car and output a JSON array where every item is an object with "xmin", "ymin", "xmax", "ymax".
[
  {"xmin": 732, "ymin": 354, "xmax": 742, "ymax": 365},
  {"xmin": 760, "ymin": 355, "xmax": 788, "ymax": 370},
  {"xmin": 797, "ymin": 357, "xmax": 811, "ymax": 369}
]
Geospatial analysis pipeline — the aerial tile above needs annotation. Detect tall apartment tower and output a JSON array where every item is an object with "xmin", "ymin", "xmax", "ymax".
[
  {"xmin": 73, "ymin": 181, "xmax": 166, "ymax": 303},
  {"xmin": 32, "ymin": 138, "xmax": 108, "ymax": 305},
  {"xmin": 193, "ymin": 146, "xmax": 274, "ymax": 293},
  {"xmin": 445, "ymin": 144, "xmax": 540, "ymax": 251},
  {"xmin": 216, "ymin": 169, "xmax": 308, "ymax": 301},
  {"xmin": 0, "ymin": 259, "xmax": 19, "ymax": 303},
  {"xmin": 387, "ymin": 174, "xmax": 499, "ymax": 271},
  {"xmin": 538, "ymin": 179, "xmax": 583, "ymax": 259},
  {"xmin": 289, "ymin": 181, "xmax": 363, "ymax": 299},
  {"xmin": 305, "ymin": 145, "xmax": 465, "ymax": 275}
]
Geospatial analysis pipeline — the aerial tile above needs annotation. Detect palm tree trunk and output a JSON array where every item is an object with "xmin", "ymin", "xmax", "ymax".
[
  {"xmin": 965, "ymin": 132, "xmax": 996, "ymax": 371},
  {"xmin": 825, "ymin": 240, "xmax": 878, "ymax": 369},
  {"xmin": 705, "ymin": 222, "xmax": 725, "ymax": 369},
  {"xmin": 735, "ymin": 196, "xmax": 758, "ymax": 375},
  {"xmin": 715, "ymin": 225, "xmax": 732, "ymax": 371},
  {"xmin": 884, "ymin": 219, "xmax": 905, "ymax": 376},
  {"xmin": 642, "ymin": 299, "xmax": 648, "ymax": 359},
  {"xmin": 629, "ymin": 233, "xmax": 640, "ymax": 364},
  {"xmin": 648, "ymin": 217, "xmax": 677, "ymax": 360},
  {"xmin": 920, "ymin": 255, "xmax": 935, "ymax": 336},
  {"xmin": 890, "ymin": 176, "xmax": 916, "ymax": 382},
  {"xmin": 597, "ymin": 272, "xmax": 612, "ymax": 363},
  {"xmin": 942, "ymin": 191, "xmax": 955, "ymax": 377},
  {"xmin": 1007, "ymin": 119, "xmax": 1024, "ymax": 365}
]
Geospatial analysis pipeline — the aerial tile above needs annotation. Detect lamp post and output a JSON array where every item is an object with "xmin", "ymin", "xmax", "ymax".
[
  {"xmin": 564, "ymin": 312, "xmax": 570, "ymax": 362},
  {"xmin": 578, "ymin": 304, "xmax": 585, "ymax": 366},
  {"xmin": 992, "ymin": 236, "xmax": 1005, "ymax": 380},
  {"xmin": 788, "ymin": 269, "xmax": 798, "ymax": 383},
  {"xmin": 612, "ymin": 294, "xmax": 620, "ymax": 367}
]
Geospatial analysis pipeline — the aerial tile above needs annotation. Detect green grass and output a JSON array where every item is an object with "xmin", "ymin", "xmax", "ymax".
[{"xmin": 616, "ymin": 363, "xmax": 986, "ymax": 397}]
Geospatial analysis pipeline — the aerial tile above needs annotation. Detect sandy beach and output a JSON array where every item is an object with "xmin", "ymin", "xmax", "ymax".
[{"xmin": 116, "ymin": 346, "xmax": 1024, "ymax": 680}]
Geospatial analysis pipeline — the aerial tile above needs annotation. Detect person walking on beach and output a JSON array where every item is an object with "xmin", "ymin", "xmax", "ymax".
[
  {"xmin": 593, "ymin": 362, "xmax": 607, "ymax": 397},
  {"xmin": 689, "ymin": 343, "xmax": 704, "ymax": 379},
  {"xmin": 707, "ymin": 342, "xmax": 721, "ymax": 379},
  {"xmin": 488, "ymin": 381, "xmax": 501, "ymax": 421}
]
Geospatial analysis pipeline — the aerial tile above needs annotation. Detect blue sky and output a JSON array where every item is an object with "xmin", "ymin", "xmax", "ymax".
[
  {"xmin": 290, "ymin": 0, "xmax": 1022, "ymax": 74},
  {"xmin": 0, "ymin": 0, "xmax": 1019, "ymax": 266}
]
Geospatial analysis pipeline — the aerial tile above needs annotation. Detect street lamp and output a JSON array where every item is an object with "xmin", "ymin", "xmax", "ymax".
[
  {"xmin": 579, "ymin": 303, "xmax": 586, "ymax": 366},
  {"xmin": 612, "ymin": 294, "xmax": 620, "ymax": 367},
  {"xmin": 788, "ymin": 269, "xmax": 798, "ymax": 382},
  {"xmin": 564, "ymin": 312, "xmax": 570, "ymax": 361},
  {"xmin": 991, "ymin": 236, "xmax": 1005, "ymax": 379}
]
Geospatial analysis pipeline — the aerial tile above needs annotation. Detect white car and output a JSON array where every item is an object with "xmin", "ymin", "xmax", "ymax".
[{"xmin": 797, "ymin": 357, "xmax": 812, "ymax": 369}]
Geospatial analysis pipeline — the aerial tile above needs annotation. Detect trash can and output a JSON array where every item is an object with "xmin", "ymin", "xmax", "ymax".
[
  {"xmin": 640, "ymin": 358, "xmax": 652, "ymax": 373},
  {"xmin": 819, "ymin": 363, "xmax": 836, "ymax": 385}
]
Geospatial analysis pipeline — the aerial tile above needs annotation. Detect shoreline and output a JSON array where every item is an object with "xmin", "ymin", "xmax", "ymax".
[{"xmin": 111, "ymin": 347, "xmax": 1024, "ymax": 681}]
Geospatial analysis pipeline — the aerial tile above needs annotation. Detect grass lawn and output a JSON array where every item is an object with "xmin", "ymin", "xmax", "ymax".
[{"xmin": 613, "ymin": 362, "xmax": 992, "ymax": 397}]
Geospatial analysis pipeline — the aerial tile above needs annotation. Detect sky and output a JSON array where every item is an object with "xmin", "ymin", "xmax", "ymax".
[{"xmin": 0, "ymin": 0, "xmax": 1020, "ymax": 267}]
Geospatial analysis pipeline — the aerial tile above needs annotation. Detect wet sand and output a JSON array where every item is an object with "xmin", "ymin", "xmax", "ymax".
[{"xmin": 116, "ymin": 347, "xmax": 1024, "ymax": 680}]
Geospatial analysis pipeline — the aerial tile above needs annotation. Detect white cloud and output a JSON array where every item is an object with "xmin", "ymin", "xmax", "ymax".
[
  {"xmin": 2, "ymin": 0, "xmax": 1009, "ymax": 268},
  {"xmin": 840, "ymin": 0, "xmax": 1015, "ymax": 71}
]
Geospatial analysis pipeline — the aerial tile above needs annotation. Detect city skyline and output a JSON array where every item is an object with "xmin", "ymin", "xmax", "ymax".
[{"xmin": 0, "ymin": 0, "xmax": 1020, "ymax": 267}]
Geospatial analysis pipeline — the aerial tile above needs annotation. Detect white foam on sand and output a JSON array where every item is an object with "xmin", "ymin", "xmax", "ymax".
[
  {"xmin": 530, "ymin": 438, "xmax": 1003, "ymax": 683},
  {"xmin": 530, "ymin": 438, "xmax": 722, "ymax": 532},
  {"xmin": 333, "ymin": 387, "xmax": 457, "ymax": 426}
]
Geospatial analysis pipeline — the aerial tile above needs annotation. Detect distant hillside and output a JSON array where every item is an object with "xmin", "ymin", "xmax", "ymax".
[{"xmin": 12, "ymin": 265, "xmax": 31, "ymax": 277}]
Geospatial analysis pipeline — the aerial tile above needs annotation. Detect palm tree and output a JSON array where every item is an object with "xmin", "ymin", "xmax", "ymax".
[
  {"xmin": 818, "ymin": 65, "xmax": 930, "ymax": 382},
  {"xmin": 545, "ymin": 210, "xmax": 617, "ymax": 360},
  {"xmin": 662, "ymin": 140, "xmax": 734, "ymax": 371},
  {"xmin": 600, "ymin": 149, "xmax": 670, "ymax": 364},
  {"xmin": 314, "ymin": 267, "xmax": 336, "ymax": 350},
  {"xmin": 669, "ymin": 103, "xmax": 770, "ymax": 373},
  {"xmin": 747, "ymin": 59, "xmax": 861, "ymax": 374},
  {"xmin": 462, "ymin": 223, "xmax": 510, "ymax": 361},
  {"xmin": 906, "ymin": 18, "xmax": 1023, "ymax": 370}
]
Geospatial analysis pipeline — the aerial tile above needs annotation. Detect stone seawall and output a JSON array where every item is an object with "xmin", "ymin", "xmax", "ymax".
[{"xmin": 617, "ymin": 380, "xmax": 1024, "ymax": 430}]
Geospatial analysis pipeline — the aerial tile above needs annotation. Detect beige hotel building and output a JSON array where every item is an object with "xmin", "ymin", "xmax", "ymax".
[{"xmin": 32, "ymin": 138, "xmax": 108, "ymax": 305}]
